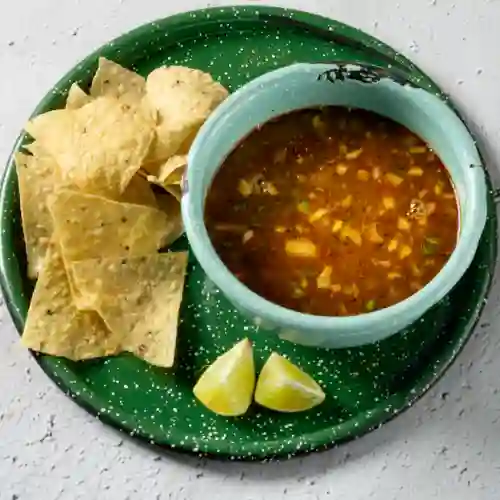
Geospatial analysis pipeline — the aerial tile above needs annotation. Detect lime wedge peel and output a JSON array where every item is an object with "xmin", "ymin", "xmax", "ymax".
[
  {"xmin": 254, "ymin": 352, "xmax": 325, "ymax": 413},
  {"xmin": 193, "ymin": 342, "xmax": 325, "ymax": 416},
  {"xmin": 193, "ymin": 338, "xmax": 255, "ymax": 416}
]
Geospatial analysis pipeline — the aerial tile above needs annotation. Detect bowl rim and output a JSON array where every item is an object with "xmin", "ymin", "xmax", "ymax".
[{"xmin": 182, "ymin": 62, "xmax": 488, "ymax": 338}]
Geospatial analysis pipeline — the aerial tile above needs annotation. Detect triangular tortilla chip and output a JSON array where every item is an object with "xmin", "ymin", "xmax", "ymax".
[
  {"xmin": 146, "ymin": 154, "xmax": 187, "ymax": 188},
  {"xmin": 90, "ymin": 57, "xmax": 146, "ymax": 108},
  {"xmin": 15, "ymin": 150, "xmax": 59, "ymax": 278},
  {"xmin": 25, "ymin": 97, "xmax": 154, "ymax": 198},
  {"xmin": 23, "ymin": 139, "xmax": 153, "ymax": 207},
  {"xmin": 164, "ymin": 184, "xmax": 182, "ymax": 202},
  {"xmin": 70, "ymin": 252, "xmax": 188, "ymax": 367},
  {"xmin": 142, "ymin": 126, "xmax": 196, "ymax": 176},
  {"xmin": 23, "ymin": 141, "xmax": 54, "ymax": 158},
  {"xmin": 154, "ymin": 192, "xmax": 184, "ymax": 247},
  {"xmin": 66, "ymin": 83, "xmax": 92, "ymax": 110},
  {"xmin": 21, "ymin": 242, "xmax": 120, "ymax": 360},
  {"xmin": 145, "ymin": 66, "xmax": 228, "ymax": 163},
  {"xmin": 49, "ymin": 189, "xmax": 175, "ymax": 263}
]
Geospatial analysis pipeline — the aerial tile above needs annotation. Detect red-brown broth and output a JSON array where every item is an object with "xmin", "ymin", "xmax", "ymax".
[{"xmin": 204, "ymin": 107, "xmax": 459, "ymax": 316}]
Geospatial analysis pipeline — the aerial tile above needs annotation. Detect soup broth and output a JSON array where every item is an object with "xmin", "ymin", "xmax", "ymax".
[{"xmin": 205, "ymin": 107, "xmax": 459, "ymax": 316}]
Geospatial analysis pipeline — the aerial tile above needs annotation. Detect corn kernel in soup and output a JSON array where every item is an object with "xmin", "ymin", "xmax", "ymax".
[{"xmin": 204, "ymin": 107, "xmax": 459, "ymax": 317}]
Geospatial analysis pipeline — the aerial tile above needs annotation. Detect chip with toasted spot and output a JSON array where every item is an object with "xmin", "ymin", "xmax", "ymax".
[
  {"xmin": 25, "ymin": 97, "xmax": 154, "ymax": 198},
  {"xmin": 90, "ymin": 57, "xmax": 147, "ymax": 109},
  {"xmin": 145, "ymin": 66, "xmax": 228, "ymax": 162},
  {"xmin": 21, "ymin": 241, "xmax": 121, "ymax": 360},
  {"xmin": 24, "ymin": 141, "xmax": 155, "ymax": 208},
  {"xmin": 147, "ymin": 154, "xmax": 187, "ymax": 187},
  {"xmin": 67, "ymin": 188, "xmax": 181, "ymax": 310},
  {"xmin": 70, "ymin": 252, "xmax": 188, "ymax": 367},
  {"xmin": 49, "ymin": 189, "xmax": 174, "ymax": 263},
  {"xmin": 15, "ymin": 150, "xmax": 59, "ymax": 278},
  {"xmin": 142, "ymin": 127, "xmax": 196, "ymax": 176}
]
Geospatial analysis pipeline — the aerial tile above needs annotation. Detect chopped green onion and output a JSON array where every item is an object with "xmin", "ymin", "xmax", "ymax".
[
  {"xmin": 422, "ymin": 236, "xmax": 439, "ymax": 255},
  {"xmin": 365, "ymin": 299, "xmax": 376, "ymax": 312}
]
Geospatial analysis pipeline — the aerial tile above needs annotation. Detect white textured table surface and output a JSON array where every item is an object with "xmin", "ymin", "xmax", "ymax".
[{"xmin": 1, "ymin": 1, "xmax": 500, "ymax": 499}]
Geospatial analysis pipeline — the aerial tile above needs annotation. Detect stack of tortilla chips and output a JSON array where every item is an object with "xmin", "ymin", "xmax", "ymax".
[{"xmin": 16, "ymin": 58, "xmax": 228, "ymax": 367}]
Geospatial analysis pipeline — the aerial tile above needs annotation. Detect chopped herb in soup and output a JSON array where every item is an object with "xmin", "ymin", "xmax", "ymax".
[{"xmin": 204, "ymin": 107, "xmax": 459, "ymax": 316}]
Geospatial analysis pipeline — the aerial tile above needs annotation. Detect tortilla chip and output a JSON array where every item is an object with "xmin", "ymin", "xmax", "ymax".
[
  {"xmin": 70, "ymin": 252, "xmax": 188, "ymax": 367},
  {"xmin": 90, "ymin": 57, "xmax": 146, "ymax": 108},
  {"xmin": 49, "ymin": 189, "xmax": 175, "ymax": 263},
  {"xmin": 120, "ymin": 174, "xmax": 158, "ymax": 208},
  {"xmin": 146, "ymin": 66, "xmax": 228, "ymax": 129},
  {"xmin": 65, "ymin": 268, "xmax": 92, "ymax": 311},
  {"xmin": 25, "ymin": 97, "xmax": 154, "ymax": 198},
  {"xmin": 164, "ymin": 184, "xmax": 182, "ymax": 203},
  {"xmin": 145, "ymin": 66, "xmax": 228, "ymax": 162},
  {"xmin": 15, "ymin": 150, "xmax": 59, "ymax": 278},
  {"xmin": 66, "ymin": 83, "xmax": 92, "ymax": 109},
  {"xmin": 142, "ymin": 127, "xmax": 196, "ymax": 175},
  {"xmin": 154, "ymin": 192, "xmax": 184, "ymax": 247},
  {"xmin": 145, "ymin": 127, "xmax": 190, "ymax": 166},
  {"xmin": 21, "ymin": 241, "xmax": 120, "ymax": 360},
  {"xmin": 25, "ymin": 107, "xmax": 72, "ymax": 143},
  {"xmin": 147, "ymin": 154, "xmax": 187, "ymax": 187},
  {"xmin": 26, "ymin": 142, "xmax": 156, "ymax": 208},
  {"xmin": 23, "ymin": 141, "xmax": 52, "ymax": 158}
]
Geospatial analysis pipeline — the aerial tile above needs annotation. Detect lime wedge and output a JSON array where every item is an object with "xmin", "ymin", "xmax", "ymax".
[
  {"xmin": 193, "ymin": 338, "xmax": 255, "ymax": 416},
  {"xmin": 254, "ymin": 353, "xmax": 325, "ymax": 412}
]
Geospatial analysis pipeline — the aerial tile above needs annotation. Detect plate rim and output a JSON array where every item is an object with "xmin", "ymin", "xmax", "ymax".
[{"xmin": 0, "ymin": 5, "xmax": 497, "ymax": 460}]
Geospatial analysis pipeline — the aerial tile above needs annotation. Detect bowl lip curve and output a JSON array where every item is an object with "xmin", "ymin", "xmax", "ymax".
[{"xmin": 182, "ymin": 61, "xmax": 488, "ymax": 338}]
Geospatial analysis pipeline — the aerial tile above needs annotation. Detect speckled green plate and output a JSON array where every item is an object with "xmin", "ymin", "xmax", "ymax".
[{"xmin": 0, "ymin": 6, "xmax": 497, "ymax": 460}]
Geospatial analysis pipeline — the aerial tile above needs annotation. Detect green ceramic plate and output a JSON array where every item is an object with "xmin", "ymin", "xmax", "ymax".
[{"xmin": 0, "ymin": 6, "xmax": 497, "ymax": 460}]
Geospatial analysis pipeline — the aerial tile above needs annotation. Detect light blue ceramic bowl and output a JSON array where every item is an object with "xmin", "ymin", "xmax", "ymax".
[{"xmin": 181, "ymin": 62, "xmax": 487, "ymax": 349}]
